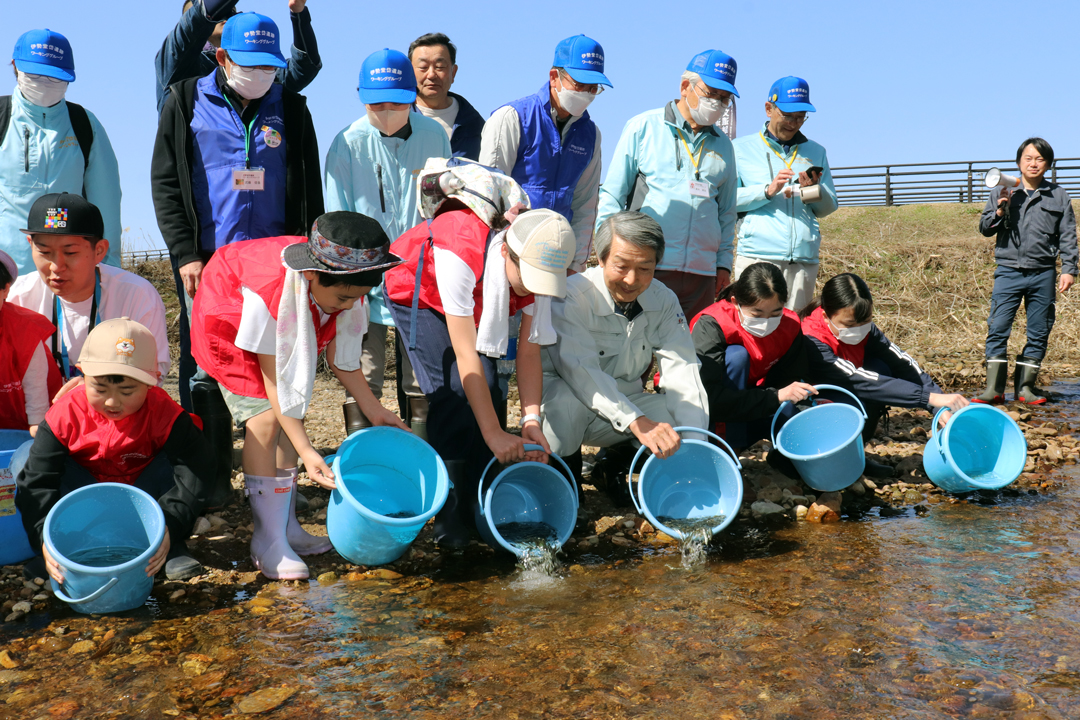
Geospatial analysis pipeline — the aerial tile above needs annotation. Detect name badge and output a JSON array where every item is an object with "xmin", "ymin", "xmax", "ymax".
[
  {"xmin": 233, "ymin": 168, "xmax": 265, "ymax": 191},
  {"xmin": 689, "ymin": 180, "xmax": 710, "ymax": 198}
]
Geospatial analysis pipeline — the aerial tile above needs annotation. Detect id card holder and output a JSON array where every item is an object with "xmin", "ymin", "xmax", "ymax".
[
  {"xmin": 689, "ymin": 180, "xmax": 710, "ymax": 198},
  {"xmin": 233, "ymin": 167, "xmax": 266, "ymax": 191}
]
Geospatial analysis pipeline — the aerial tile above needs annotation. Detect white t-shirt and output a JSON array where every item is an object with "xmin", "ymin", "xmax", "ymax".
[
  {"xmin": 417, "ymin": 97, "xmax": 459, "ymax": 142},
  {"xmin": 9, "ymin": 263, "xmax": 171, "ymax": 383},
  {"xmin": 235, "ymin": 286, "xmax": 333, "ymax": 355},
  {"xmin": 431, "ymin": 247, "xmax": 534, "ymax": 318},
  {"xmin": 22, "ymin": 342, "xmax": 50, "ymax": 425}
]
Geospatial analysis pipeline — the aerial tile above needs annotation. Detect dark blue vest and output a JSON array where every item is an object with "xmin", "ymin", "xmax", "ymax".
[
  {"xmin": 504, "ymin": 84, "xmax": 596, "ymax": 222},
  {"xmin": 190, "ymin": 72, "xmax": 287, "ymax": 252}
]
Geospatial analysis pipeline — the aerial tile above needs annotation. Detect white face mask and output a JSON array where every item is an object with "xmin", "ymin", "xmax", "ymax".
[
  {"xmin": 739, "ymin": 305, "xmax": 782, "ymax": 338},
  {"xmin": 367, "ymin": 107, "xmax": 411, "ymax": 136},
  {"xmin": 688, "ymin": 85, "xmax": 727, "ymax": 126},
  {"xmin": 831, "ymin": 319, "xmax": 872, "ymax": 345},
  {"xmin": 17, "ymin": 72, "xmax": 68, "ymax": 108},
  {"xmin": 556, "ymin": 87, "xmax": 595, "ymax": 117},
  {"xmin": 226, "ymin": 64, "xmax": 276, "ymax": 100}
]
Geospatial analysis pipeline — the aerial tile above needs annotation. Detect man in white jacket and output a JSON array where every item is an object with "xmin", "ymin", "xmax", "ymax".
[{"xmin": 541, "ymin": 211, "xmax": 709, "ymax": 478}]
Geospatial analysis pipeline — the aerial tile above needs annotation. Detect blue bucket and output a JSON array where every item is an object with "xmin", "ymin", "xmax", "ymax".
[
  {"xmin": 923, "ymin": 405, "xmax": 1027, "ymax": 492},
  {"xmin": 627, "ymin": 427, "xmax": 743, "ymax": 540},
  {"xmin": 475, "ymin": 445, "xmax": 579, "ymax": 556},
  {"xmin": 44, "ymin": 483, "xmax": 165, "ymax": 614},
  {"xmin": 326, "ymin": 427, "xmax": 448, "ymax": 566},
  {"xmin": 0, "ymin": 430, "xmax": 35, "ymax": 566},
  {"xmin": 771, "ymin": 384, "xmax": 867, "ymax": 492}
]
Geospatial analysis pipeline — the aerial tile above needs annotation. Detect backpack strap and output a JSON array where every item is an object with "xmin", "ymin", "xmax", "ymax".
[{"xmin": 65, "ymin": 101, "xmax": 94, "ymax": 172}]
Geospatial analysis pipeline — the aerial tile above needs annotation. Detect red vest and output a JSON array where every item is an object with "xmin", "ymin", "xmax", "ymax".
[
  {"xmin": 0, "ymin": 303, "xmax": 62, "ymax": 430},
  {"xmin": 384, "ymin": 209, "xmax": 533, "ymax": 325},
  {"xmin": 191, "ymin": 236, "xmax": 340, "ymax": 399},
  {"xmin": 47, "ymin": 385, "xmax": 183, "ymax": 485},
  {"xmin": 691, "ymin": 300, "xmax": 802, "ymax": 386},
  {"xmin": 801, "ymin": 306, "xmax": 867, "ymax": 367}
]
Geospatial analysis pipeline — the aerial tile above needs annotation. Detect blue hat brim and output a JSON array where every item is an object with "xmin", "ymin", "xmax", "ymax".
[
  {"xmin": 563, "ymin": 67, "xmax": 613, "ymax": 88},
  {"xmin": 225, "ymin": 48, "xmax": 287, "ymax": 69},
  {"xmin": 699, "ymin": 75, "xmax": 739, "ymax": 98},
  {"xmin": 359, "ymin": 87, "xmax": 417, "ymax": 105},
  {"xmin": 774, "ymin": 101, "xmax": 816, "ymax": 112},
  {"xmin": 14, "ymin": 59, "xmax": 74, "ymax": 82}
]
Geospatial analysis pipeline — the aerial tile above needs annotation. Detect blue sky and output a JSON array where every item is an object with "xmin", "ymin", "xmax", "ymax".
[{"xmin": 4, "ymin": 0, "xmax": 1078, "ymax": 252}]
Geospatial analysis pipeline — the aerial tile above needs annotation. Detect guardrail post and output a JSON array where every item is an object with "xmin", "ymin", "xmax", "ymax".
[
  {"xmin": 1052, "ymin": 163, "xmax": 1057, "ymax": 184},
  {"xmin": 885, "ymin": 166, "xmax": 892, "ymax": 206},
  {"xmin": 967, "ymin": 162, "xmax": 973, "ymax": 203}
]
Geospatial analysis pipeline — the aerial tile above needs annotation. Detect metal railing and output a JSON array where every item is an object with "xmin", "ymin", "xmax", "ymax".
[
  {"xmin": 122, "ymin": 248, "xmax": 169, "ymax": 265},
  {"xmin": 831, "ymin": 158, "xmax": 1080, "ymax": 207}
]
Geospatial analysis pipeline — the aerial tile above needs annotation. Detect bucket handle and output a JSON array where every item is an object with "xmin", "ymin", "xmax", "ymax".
[
  {"xmin": 626, "ymin": 427, "xmax": 741, "ymax": 516},
  {"xmin": 770, "ymin": 383, "xmax": 868, "ymax": 448},
  {"xmin": 930, "ymin": 406, "xmax": 949, "ymax": 440},
  {"xmin": 53, "ymin": 576, "xmax": 119, "ymax": 605},
  {"xmin": 477, "ymin": 444, "xmax": 578, "ymax": 517}
]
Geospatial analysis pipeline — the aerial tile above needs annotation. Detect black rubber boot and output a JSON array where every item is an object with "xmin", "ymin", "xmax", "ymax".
[
  {"xmin": 1015, "ymin": 356, "xmax": 1047, "ymax": 405},
  {"xmin": 863, "ymin": 458, "xmax": 895, "ymax": 479},
  {"xmin": 766, "ymin": 448, "xmax": 801, "ymax": 481},
  {"xmin": 165, "ymin": 541, "xmax": 204, "ymax": 581},
  {"xmin": 407, "ymin": 396, "xmax": 429, "ymax": 444},
  {"xmin": 343, "ymin": 392, "xmax": 372, "ymax": 436},
  {"xmin": 22, "ymin": 555, "xmax": 46, "ymax": 582},
  {"xmin": 191, "ymin": 384, "xmax": 235, "ymax": 508},
  {"xmin": 973, "ymin": 355, "xmax": 1008, "ymax": 404},
  {"xmin": 591, "ymin": 443, "xmax": 637, "ymax": 506},
  {"xmin": 433, "ymin": 460, "xmax": 477, "ymax": 548}
]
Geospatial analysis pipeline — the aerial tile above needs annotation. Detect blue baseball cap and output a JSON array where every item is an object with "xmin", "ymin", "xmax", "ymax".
[
  {"xmin": 553, "ymin": 35, "xmax": 612, "ymax": 88},
  {"xmin": 768, "ymin": 76, "xmax": 815, "ymax": 112},
  {"xmin": 359, "ymin": 49, "xmax": 417, "ymax": 105},
  {"xmin": 13, "ymin": 29, "xmax": 75, "ymax": 82},
  {"xmin": 220, "ymin": 13, "xmax": 287, "ymax": 69},
  {"xmin": 686, "ymin": 49, "xmax": 738, "ymax": 97}
]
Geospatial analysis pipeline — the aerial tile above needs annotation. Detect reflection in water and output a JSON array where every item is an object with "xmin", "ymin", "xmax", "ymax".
[{"xmin": 4, "ymin": 389, "xmax": 1080, "ymax": 718}]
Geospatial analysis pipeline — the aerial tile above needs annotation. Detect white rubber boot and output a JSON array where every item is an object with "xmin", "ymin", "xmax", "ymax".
[
  {"xmin": 278, "ymin": 468, "xmax": 333, "ymax": 556},
  {"xmin": 245, "ymin": 474, "xmax": 309, "ymax": 580}
]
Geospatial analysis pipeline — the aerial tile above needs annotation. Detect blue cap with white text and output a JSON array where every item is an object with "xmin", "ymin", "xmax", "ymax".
[
  {"xmin": 768, "ymin": 76, "xmax": 815, "ymax": 112},
  {"xmin": 220, "ymin": 12, "xmax": 287, "ymax": 69},
  {"xmin": 553, "ymin": 35, "xmax": 612, "ymax": 88},
  {"xmin": 686, "ymin": 49, "xmax": 738, "ymax": 97},
  {"xmin": 13, "ymin": 29, "xmax": 75, "ymax": 82},
  {"xmin": 359, "ymin": 48, "xmax": 417, "ymax": 104}
]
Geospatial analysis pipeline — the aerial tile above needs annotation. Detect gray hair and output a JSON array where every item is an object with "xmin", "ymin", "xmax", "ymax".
[
  {"xmin": 595, "ymin": 211, "xmax": 665, "ymax": 265},
  {"xmin": 681, "ymin": 70, "xmax": 700, "ymax": 86}
]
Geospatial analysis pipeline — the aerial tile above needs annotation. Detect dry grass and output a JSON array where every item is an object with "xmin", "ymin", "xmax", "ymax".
[{"xmin": 813, "ymin": 201, "xmax": 1080, "ymax": 386}]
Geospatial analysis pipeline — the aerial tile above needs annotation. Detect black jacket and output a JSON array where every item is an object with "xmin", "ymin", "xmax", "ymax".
[
  {"xmin": 15, "ymin": 412, "xmax": 214, "ymax": 551},
  {"xmin": 152, "ymin": 72, "xmax": 324, "ymax": 268},
  {"xmin": 979, "ymin": 180, "xmax": 1078, "ymax": 276},
  {"xmin": 449, "ymin": 92, "xmax": 485, "ymax": 161}
]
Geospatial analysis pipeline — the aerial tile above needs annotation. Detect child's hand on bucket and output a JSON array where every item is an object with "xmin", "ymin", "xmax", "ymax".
[
  {"xmin": 146, "ymin": 528, "xmax": 171, "ymax": 577},
  {"xmin": 302, "ymin": 448, "xmax": 336, "ymax": 490},
  {"xmin": 42, "ymin": 544, "xmax": 65, "ymax": 584},
  {"xmin": 370, "ymin": 406, "xmax": 410, "ymax": 432}
]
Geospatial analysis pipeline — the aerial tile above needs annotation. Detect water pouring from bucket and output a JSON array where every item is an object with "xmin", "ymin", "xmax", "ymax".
[
  {"xmin": 325, "ymin": 427, "xmax": 449, "ymax": 566},
  {"xmin": 476, "ymin": 446, "xmax": 579, "ymax": 571},
  {"xmin": 923, "ymin": 404, "xmax": 1026, "ymax": 493},
  {"xmin": 770, "ymin": 384, "xmax": 868, "ymax": 493}
]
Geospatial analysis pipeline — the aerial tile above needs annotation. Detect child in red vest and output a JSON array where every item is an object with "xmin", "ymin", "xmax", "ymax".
[
  {"xmin": 191, "ymin": 212, "xmax": 407, "ymax": 580},
  {"xmin": 14, "ymin": 318, "xmax": 213, "ymax": 583},
  {"xmin": 0, "ymin": 249, "xmax": 61, "ymax": 433}
]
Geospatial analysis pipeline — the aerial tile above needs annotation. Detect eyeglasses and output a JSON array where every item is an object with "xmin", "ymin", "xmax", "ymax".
[
  {"xmin": 558, "ymin": 71, "xmax": 604, "ymax": 95},
  {"xmin": 695, "ymin": 83, "xmax": 732, "ymax": 103},
  {"xmin": 776, "ymin": 109, "xmax": 808, "ymax": 123}
]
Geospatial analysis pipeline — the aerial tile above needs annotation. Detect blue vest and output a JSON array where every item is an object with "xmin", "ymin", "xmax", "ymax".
[
  {"xmin": 190, "ymin": 73, "xmax": 287, "ymax": 252},
  {"xmin": 504, "ymin": 84, "xmax": 596, "ymax": 222}
]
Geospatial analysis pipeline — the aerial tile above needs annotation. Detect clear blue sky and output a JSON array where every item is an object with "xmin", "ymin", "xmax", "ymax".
[{"xmin": 5, "ymin": 0, "xmax": 1078, "ymax": 252}]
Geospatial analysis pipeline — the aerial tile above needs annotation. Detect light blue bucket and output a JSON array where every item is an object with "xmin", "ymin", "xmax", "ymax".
[
  {"xmin": 475, "ymin": 445, "xmax": 579, "ymax": 556},
  {"xmin": 923, "ymin": 405, "xmax": 1026, "ymax": 492},
  {"xmin": 771, "ymin": 384, "xmax": 868, "ymax": 493},
  {"xmin": 627, "ymin": 427, "xmax": 743, "ymax": 540},
  {"xmin": 326, "ymin": 427, "xmax": 448, "ymax": 566},
  {"xmin": 44, "ymin": 482, "xmax": 165, "ymax": 614},
  {"xmin": 0, "ymin": 430, "xmax": 35, "ymax": 566}
]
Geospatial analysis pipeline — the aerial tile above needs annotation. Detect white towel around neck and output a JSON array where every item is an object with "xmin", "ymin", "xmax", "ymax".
[{"xmin": 475, "ymin": 231, "xmax": 557, "ymax": 357}]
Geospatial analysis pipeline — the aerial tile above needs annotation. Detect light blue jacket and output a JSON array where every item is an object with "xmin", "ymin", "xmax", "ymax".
[
  {"xmin": 733, "ymin": 123, "xmax": 837, "ymax": 263},
  {"xmin": 597, "ymin": 103, "xmax": 737, "ymax": 273},
  {"xmin": 0, "ymin": 89, "xmax": 121, "ymax": 273},
  {"xmin": 324, "ymin": 113, "xmax": 451, "ymax": 325}
]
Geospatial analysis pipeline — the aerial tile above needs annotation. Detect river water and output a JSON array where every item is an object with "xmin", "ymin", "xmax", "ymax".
[{"xmin": 4, "ymin": 391, "xmax": 1080, "ymax": 718}]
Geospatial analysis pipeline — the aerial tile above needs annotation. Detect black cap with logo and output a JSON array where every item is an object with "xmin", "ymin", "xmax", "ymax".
[{"xmin": 20, "ymin": 192, "xmax": 104, "ymax": 239}]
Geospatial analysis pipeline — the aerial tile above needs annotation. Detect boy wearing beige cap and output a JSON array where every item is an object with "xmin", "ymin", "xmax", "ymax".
[{"xmin": 14, "ymin": 318, "xmax": 214, "ymax": 583}]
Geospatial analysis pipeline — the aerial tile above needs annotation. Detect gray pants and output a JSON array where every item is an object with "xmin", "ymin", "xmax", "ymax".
[
  {"xmin": 360, "ymin": 322, "xmax": 422, "ymax": 400},
  {"xmin": 733, "ymin": 255, "xmax": 819, "ymax": 312}
]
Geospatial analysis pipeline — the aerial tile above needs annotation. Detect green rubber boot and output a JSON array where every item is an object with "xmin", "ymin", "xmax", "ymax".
[{"xmin": 973, "ymin": 356, "xmax": 1008, "ymax": 404}]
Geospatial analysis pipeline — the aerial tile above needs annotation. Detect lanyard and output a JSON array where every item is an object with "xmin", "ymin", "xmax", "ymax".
[
  {"xmin": 52, "ymin": 269, "xmax": 102, "ymax": 380},
  {"xmin": 675, "ymin": 128, "xmax": 706, "ymax": 180},
  {"xmin": 759, "ymin": 132, "xmax": 799, "ymax": 170},
  {"xmin": 223, "ymin": 95, "xmax": 259, "ymax": 169}
]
